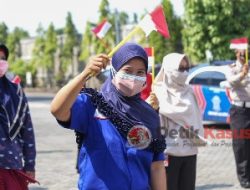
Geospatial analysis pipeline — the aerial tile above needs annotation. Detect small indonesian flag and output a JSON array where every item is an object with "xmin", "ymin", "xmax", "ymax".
[
  {"xmin": 92, "ymin": 19, "xmax": 112, "ymax": 39},
  {"xmin": 138, "ymin": 5, "xmax": 170, "ymax": 38},
  {"xmin": 230, "ymin": 37, "xmax": 248, "ymax": 50},
  {"xmin": 12, "ymin": 75, "xmax": 21, "ymax": 84},
  {"xmin": 144, "ymin": 47, "xmax": 154, "ymax": 67}
]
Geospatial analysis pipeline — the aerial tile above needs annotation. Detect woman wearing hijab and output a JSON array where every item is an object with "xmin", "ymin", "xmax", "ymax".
[
  {"xmin": 0, "ymin": 44, "xmax": 37, "ymax": 189},
  {"xmin": 153, "ymin": 53, "xmax": 204, "ymax": 190},
  {"xmin": 50, "ymin": 43, "xmax": 166, "ymax": 190}
]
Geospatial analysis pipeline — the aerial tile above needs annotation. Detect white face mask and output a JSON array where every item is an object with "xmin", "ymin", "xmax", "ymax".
[
  {"xmin": 171, "ymin": 70, "xmax": 188, "ymax": 85},
  {"xmin": 113, "ymin": 72, "xmax": 146, "ymax": 97}
]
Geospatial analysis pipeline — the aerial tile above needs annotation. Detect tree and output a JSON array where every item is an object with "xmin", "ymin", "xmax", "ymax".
[
  {"xmin": 79, "ymin": 21, "xmax": 93, "ymax": 63},
  {"xmin": 148, "ymin": 0, "xmax": 183, "ymax": 63},
  {"xmin": 31, "ymin": 24, "xmax": 46, "ymax": 86},
  {"xmin": 0, "ymin": 22, "xmax": 8, "ymax": 44},
  {"xmin": 60, "ymin": 12, "xmax": 78, "ymax": 80},
  {"xmin": 44, "ymin": 23, "xmax": 57, "ymax": 87},
  {"xmin": 183, "ymin": 0, "xmax": 250, "ymax": 63},
  {"xmin": 6, "ymin": 27, "xmax": 29, "ymax": 63}
]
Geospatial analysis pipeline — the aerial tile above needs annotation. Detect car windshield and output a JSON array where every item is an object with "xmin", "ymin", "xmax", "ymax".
[{"xmin": 189, "ymin": 71, "xmax": 226, "ymax": 86}]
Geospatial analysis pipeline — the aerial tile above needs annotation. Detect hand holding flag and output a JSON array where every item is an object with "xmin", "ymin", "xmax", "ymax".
[{"xmin": 230, "ymin": 37, "xmax": 248, "ymax": 65}]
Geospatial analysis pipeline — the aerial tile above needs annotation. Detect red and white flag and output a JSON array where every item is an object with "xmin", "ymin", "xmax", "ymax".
[
  {"xmin": 138, "ymin": 5, "xmax": 170, "ymax": 38},
  {"xmin": 92, "ymin": 19, "xmax": 112, "ymax": 39},
  {"xmin": 230, "ymin": 37, "xmax": 248, "ymax": 50},
  {"xmin": 12, "ymin": 75, "xmax": 21, "ymax": 84},
  {"xmin": 144, "ymin": 47, "xmax": 154, "ymax": 67}
]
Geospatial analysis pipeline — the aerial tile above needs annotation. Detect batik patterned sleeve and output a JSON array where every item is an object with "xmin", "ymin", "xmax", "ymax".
[{"xmin": 20, "ymin": 95, "xmax": 36, "ymax": 172}]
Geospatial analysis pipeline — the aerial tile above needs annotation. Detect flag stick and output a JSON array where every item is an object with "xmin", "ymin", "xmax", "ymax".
[
  {"xmin": 151, "ymin": 47, "xmax": 155, "ymax": 82},
  {"xmin": 100, "ymin": 38, "xmax": 111, "ymax": 53},
  {"xmin": 108, "ymin": 26, "xmax": 141, "ymax": 57},
  {"xmin": 246, "ymin": 48, "xmax": 248, "ymax": 65}
]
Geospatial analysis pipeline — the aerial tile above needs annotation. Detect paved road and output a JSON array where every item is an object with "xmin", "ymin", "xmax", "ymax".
[
  {"xmin": 26, "ymin": 92, "xmax": 245, "ymax": 190},
  {"xmin": 27, "ymin": 92, "xmax": 78, "ymax": 190}
]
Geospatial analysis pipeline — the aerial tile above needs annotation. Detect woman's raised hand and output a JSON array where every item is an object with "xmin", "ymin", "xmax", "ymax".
[{"xmin": 83, "ymin": 54, "xmax": 110, "ymax": 77}]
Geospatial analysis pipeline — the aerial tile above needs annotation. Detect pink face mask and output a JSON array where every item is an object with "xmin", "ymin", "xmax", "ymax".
[
  {"xmin": 0, "ymin": 60, "xmax": 8, "ymax": 77},
  {"xmin": 113, "ymin": 72, "xmax": 146, "ymax": 97}
]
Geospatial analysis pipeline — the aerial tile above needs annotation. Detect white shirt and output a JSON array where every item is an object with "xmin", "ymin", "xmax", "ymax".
[
  {"xmin": 224, "ymin": 61, "xmax": 250, "ymax": 102},
  {"xmin": 161, "ymin": 117, "xmax": 200, "ymax": 157}
]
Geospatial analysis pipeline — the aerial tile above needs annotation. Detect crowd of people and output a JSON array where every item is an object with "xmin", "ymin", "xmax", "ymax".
[{"xmin": 0, "ymin": 40, "xmax": 249, "ymax": 190}]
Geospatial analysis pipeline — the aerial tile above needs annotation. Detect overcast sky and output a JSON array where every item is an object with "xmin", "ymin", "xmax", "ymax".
[{"xmin": 0, "ymin": 0, "xmax": 184, "ymax": 36}]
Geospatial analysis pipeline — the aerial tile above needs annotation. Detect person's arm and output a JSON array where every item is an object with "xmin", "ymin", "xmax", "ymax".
[
  {"xmin": 151, "ymin": 161, "xmax": 166, "ymax": 190},
  {"xmin": 50, "ymin": 54, "xmax": 109, "ymax": 121},
  {"xmin": 21, "ymin": 95, "xmax": 36, "ymax": 179},
  {"xmin": 228, "ymin": 64, "xmax": 249, "ymax": 86}
]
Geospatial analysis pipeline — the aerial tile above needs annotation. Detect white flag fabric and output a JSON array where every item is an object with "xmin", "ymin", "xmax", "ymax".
[{"xmin": 138, "ymin": 15, "xmax": 156, "ymax": 37}]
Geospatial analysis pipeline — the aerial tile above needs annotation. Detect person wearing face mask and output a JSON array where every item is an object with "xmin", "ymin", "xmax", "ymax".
[
  {"xmin": 225, "ymin": 48, "xmax": 250, "ymax": 188},
  {"xmin": 153, "ymin": 53, "xmax": 204, "ymax": 190},
  {"xmin": 0, "ymin": 44, "xmax": 37, "ymax": 189},
  {"xmin": 50, "ymin": 43, "xmax": 166, "ymax": 190}
]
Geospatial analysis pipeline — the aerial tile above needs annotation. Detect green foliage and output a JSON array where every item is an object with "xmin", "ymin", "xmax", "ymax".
[
  {"xmin": 183, "ymin": 0, "xmax": 250, "ymax": 63},
  {"xmin": 6, "ymin": 27, "xmax": 29, "ymax": 63},
  {"xmin": 0, "ymin": 22, "xmax": 8, "ymax": 44},
  {"xmin": 9, "ymin": 59, "xmax": 28, "ymax": 83},
  {"xmin": 43, "ymin": 23, "xmax": 57, "ymax": 87},
  {"xmin": 99, "ymin": 0, "xmax": 110, "ymax": 19},
  {"xmin": 61, "ymin": 12, "xmax": 78, "ymax": 72},
  {"xmin": 119, "ymin": 12, "xmax": 129, "ymax": 25},
  {"xmin": 44, "ymin": 23, "xmax": 57, "ymax": 69},
  {"xmin": 55, "ymin": 28, "xmax": 64, "ymax": 35},
  {"xmin": 31, "ymin": 24, "xmax": 46, "ymax": 69},
  {"xmin": 148, "ymin": 0, "xmax": 183, "ymax": 63},
  {"xmin": 79, "ymin": 21, "xmax": 93, "ymax": 63},
  {"xmin": 30, "ymin": 24, "xmax": 46, "ymax": 87}
]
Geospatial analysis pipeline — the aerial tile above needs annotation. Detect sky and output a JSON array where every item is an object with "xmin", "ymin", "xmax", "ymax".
[{"xmin": 0, "ymin": 0, "xmax": 184, "ymax": 37}]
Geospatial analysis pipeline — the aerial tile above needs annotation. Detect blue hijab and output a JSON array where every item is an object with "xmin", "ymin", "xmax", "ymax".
[{"xmin": 100, "ymin": 43, "xmax": 160, "ymax": 137}]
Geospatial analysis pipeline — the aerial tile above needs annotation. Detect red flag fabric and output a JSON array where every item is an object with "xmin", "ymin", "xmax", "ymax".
[
  {"xmin": 92, "ymin": 19, "xmax": 112, "ymax": 39},
  {"xmin": 144, "ymin": 47, "xmax": 153, "ymax": 57},
  {"xmin": 138, "ymin": 5, "xmax": 170, "ymax": 38},
  {"xmin": 141, "ymin": 73, "xmax": 152, "ymax": 100},
  {"xmin": 230, "ymin": 37, "xmax": 248, "ymax": 50},
  {"xmin": 150, "ymin": 5, "xmax": 170, "ymax": 38}
]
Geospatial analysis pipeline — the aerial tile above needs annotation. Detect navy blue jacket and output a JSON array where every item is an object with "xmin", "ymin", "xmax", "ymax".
[{"xmin": 0, "ymin": 75, "xmax": 36, "ymax": 171}]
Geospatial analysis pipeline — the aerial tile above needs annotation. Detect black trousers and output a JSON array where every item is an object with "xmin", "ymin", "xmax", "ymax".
[
  {"xmin": 166, "ymin": 155, "xmax": 197, "ymax": 190},
  {"xmin": 230, "ymin": 105, "xmax": 250, "ymax": 184}
]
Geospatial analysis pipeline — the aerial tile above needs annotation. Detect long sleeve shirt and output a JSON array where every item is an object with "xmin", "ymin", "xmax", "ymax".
[
  {"xmin": 0, "ymin": 76, "xmax": 36, "ymax": 171},
  {"xmin": 225, "ymin": 61, "xmax": 250, "ymax": 102}
]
